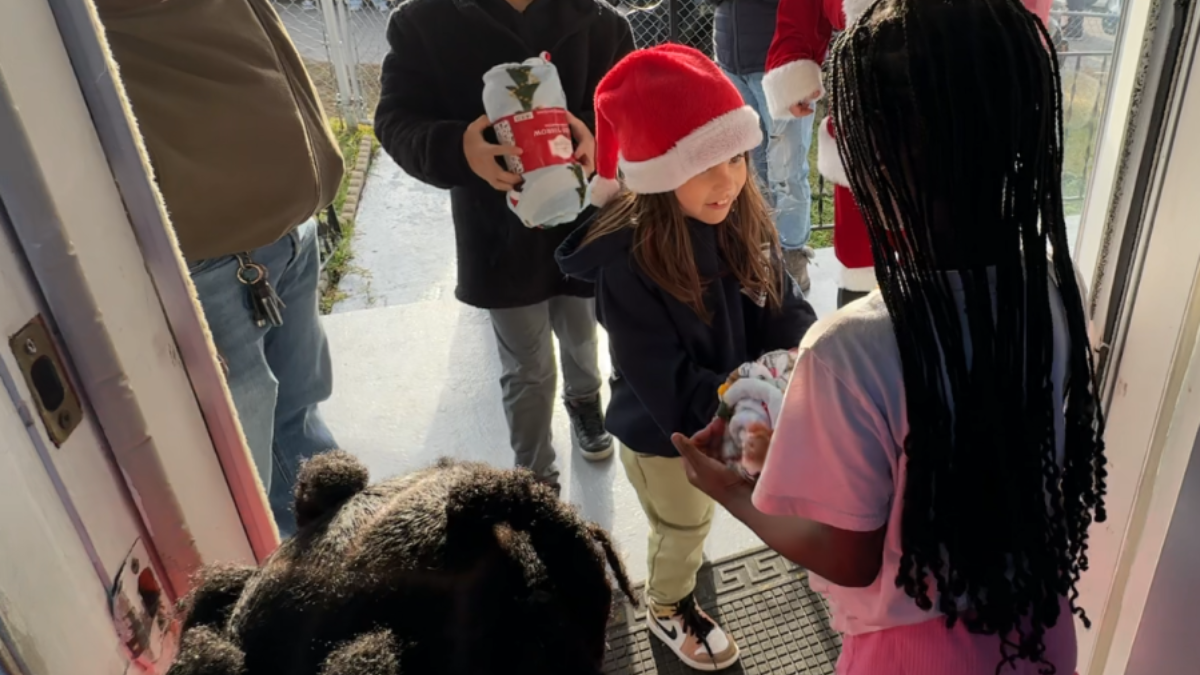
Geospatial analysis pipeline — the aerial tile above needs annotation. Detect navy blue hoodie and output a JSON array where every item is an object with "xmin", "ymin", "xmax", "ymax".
[{"xmin": 556, "ymin": 218, "xmax": 818, "ymax": 457}]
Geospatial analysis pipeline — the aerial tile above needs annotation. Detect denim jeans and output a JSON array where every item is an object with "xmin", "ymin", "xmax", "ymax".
[
  {"xmin": 188, "ymin": 219, "xmax": 336, "ymax": 538},
  {"xmin": 722, "ymin": 68, "xmax": 815, "ymax": 250}
]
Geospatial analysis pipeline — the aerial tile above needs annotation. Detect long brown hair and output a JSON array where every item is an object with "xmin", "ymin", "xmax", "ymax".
[{"xmin": 582, "ymin": 158, "xmax": 784, "ymax": 322}]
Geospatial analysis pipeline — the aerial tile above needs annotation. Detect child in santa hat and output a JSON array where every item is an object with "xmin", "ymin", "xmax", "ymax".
[
  {"xmin": 557, "ymin": 44, "xmax": 817, "ymax": 672},
  {"xmin": 674, "ymin": 1, "xmax": 1102, "ymax": 674},
  {"xmin": 763, "ymin": 0, "xmax": 1054, "ymax": 308}
]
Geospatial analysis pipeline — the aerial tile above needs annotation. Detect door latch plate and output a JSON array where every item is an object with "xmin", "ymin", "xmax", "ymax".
[{"xmin": 8, "ymin": 315, "xmax": 82, "ymax": 447}]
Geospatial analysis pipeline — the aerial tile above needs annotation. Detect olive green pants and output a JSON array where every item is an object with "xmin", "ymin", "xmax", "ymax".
[{"xmin": 620, "ymin": 445, "xmax": 715, "ymax": 607}]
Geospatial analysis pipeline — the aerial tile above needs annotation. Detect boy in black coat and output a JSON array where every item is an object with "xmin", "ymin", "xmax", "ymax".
[{"xmin": 375, "ymin": 0, "xmax": 634, "ymax": 491}]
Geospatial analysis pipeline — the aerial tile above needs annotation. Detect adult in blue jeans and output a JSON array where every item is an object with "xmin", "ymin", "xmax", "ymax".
[
  {"xmin": 98, "ymin": 0, "xmax": 345, "ymax": 538},
  {"xmin": 713, "ymin": 0, "xmax": 816, "ymax": 293}
]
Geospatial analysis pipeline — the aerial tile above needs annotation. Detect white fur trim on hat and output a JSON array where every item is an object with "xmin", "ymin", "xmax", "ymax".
[
  {"xmin": 619, "ymin": 106, "xmax": 762, "ymax": 195},
  {"xmin": 589, "ymin": 176, "xmax": 621, "ymax": 207},
  {"xmin": 844, "ymin": 0, "xmax": 875, "ymax": 25},
  {"xmin": 816, "ymin": 116, "xmax": 849, "ymax": 187},
  {"xmin": 763, "ymin": 60, "xmax": 823, "ymax": 121},
  {"xmin": 839, "ymin": 263, "xmax": 877, "ymax": 292}
]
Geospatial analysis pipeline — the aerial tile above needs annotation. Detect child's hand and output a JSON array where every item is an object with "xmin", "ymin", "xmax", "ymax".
[
  {"xmin": 788, "ymin": 90, "xmax": 822, "ymax": 118},
  {"xmin": 463, "ymin": 115, "xmax": 523, "ymax": 191},
  {"xmin": 690, "ymin": 417, "xmax": 727, "ymax": 461},
  {"xmin": 565, "ymin": 111, "xmax": 596, "ymax": 178},
  {"xmin": 673, "ymin": 430, "xmax": 754, "ymax": 501}
]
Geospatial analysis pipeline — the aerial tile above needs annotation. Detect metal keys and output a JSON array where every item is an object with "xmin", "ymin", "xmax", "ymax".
[{"xmin": 236, "ymin": 253, "xmax": 286, "ymax": 328}]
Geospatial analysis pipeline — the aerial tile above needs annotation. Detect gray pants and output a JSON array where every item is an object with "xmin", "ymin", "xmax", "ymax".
[{"xmin": 489, "ymin": 296, "xmax": 603, "ymax": 483}]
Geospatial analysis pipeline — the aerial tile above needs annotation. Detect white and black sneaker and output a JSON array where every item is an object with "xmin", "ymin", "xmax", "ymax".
[{"xmin": 647, "ymin": 593, "xmax": 740, "ymax": 671}]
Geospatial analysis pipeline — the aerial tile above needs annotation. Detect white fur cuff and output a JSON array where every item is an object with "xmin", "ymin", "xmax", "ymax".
[
  {"xmin": 619, "ymin": 106, "xmax": 762, "ymax": 195},
  {"xmin": 590, "ymin": 176, "xmax": 621, "ymax": 207},
  {"xmin": 762, "ymin": 60, "xmax": 824, "ymax": 121},
  {"xmin": 839, "ymin": 264, "xmax": 877, "ymax": 292},
  {"xmin": 816, "ymin": 116, "xmax": 849, "ymax": 187}
]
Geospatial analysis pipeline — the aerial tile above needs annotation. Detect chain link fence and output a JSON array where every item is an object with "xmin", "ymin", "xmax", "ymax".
[
  {"xmin": 621, "ymin": 0, "xmax": 716, "ymax": 57},
  {"xmin": 1050, "ymin": 5, "xmax": 1122, "ymax": 215},
  {"xmin": 272, "ymin": 0, "xmax": 391, "ymax": 125}
]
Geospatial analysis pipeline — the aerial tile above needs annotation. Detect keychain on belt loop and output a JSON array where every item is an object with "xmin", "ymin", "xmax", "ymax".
[{"xmin": 235, "ymin": 252, "xmax": 286, "ymax": 328}]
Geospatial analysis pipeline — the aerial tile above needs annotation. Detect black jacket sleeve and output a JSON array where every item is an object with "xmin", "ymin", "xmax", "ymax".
[
  {"xmin": 576, "ymin": 17, "xmax": 635, "ymax": 133},
  {"xmin": 600, "ymin": 261, "xmax": 726, "ymax": 438},
  {"xmin": 374, "ymin": 7, "xmax": 475, "ymax": 190},
  {"xmin": 759, "ymin": 268, "xmax": 819, "ymax": 354}
]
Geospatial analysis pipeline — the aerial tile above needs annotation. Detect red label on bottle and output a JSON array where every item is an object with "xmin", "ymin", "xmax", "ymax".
[{"xmin": 492, "ymin": 108, "xmax": 574, "ymax": 176}]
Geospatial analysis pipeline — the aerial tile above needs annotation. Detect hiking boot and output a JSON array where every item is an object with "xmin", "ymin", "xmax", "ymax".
[
  {"xmin": 565, "ymin": 395, "xmax": 613, "ymax": 461},
  {"xmin": 647, "ymin": 593, "xmax": 739, "ymax": 671},
  {"xmin": 784, "ymin": 247, "xmax": 815, "ymax": 295}
]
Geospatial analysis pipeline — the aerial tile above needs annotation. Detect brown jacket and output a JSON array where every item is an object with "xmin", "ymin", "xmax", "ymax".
[{"xmin": 96, "ymin": 0, "xmax": 344, "ymax": 262}]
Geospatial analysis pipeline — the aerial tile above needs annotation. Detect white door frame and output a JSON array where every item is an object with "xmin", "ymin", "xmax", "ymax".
[
  {"xmin": 1070, "ymin": 1, "xmax": 1200, "ymax": 672},
  {"xmin": 46, "ymin": 0, "xmax": 279, "ymax": 563},
  {"xmin": 0, "ymin": 0, "xmax": 258, "ymax": 598}
]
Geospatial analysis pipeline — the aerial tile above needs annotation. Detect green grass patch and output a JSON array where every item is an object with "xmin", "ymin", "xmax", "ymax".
[
  {"xmin": 319, "ymin": 118, "xmax": 379, "ymax": 315},
  {"xmin": 1060, "ymin": 66, "xmax": 1107, "ymax": 216}
]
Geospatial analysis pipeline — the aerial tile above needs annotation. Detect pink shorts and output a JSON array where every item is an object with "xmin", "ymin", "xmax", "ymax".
[{"xmin": 837, "ymin": 601, "xmax": 1077, "ymax": 675}]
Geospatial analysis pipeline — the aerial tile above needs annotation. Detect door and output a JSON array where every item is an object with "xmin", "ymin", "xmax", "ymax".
[
  {"xmin": 0, "ymin": 0, "xmax": 261, "ymax": 671},
  {"xmin": 0, "ymin": 210, "xmax": 173, "ymax": 674}
]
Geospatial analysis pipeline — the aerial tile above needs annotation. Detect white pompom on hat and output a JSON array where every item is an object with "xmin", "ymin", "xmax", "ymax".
[{"xmin": 590, "ymin": 44, "xmax": 763, "ymax": 206}]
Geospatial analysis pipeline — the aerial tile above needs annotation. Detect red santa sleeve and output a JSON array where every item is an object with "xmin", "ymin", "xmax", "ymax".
[{"xmin": 762, "ymin": 0, "xmax": 836, "ymax": 121}]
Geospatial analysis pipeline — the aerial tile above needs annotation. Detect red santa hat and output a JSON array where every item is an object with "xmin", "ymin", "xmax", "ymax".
[{"xmin": 590, "ymin": 44, "xmax": 763, "ymax": 207}]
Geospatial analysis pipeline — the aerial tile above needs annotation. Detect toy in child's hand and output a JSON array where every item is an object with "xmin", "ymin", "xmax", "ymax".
[{"xmin": 715, "ymin": 349, "xmax": 799, "ymax": 479}]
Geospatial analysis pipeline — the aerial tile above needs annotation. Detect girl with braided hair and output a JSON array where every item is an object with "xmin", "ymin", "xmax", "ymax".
[
  {"xmin": 675, "ymin": 1, "xmax": 1107, "ymax": 673},
  {"xmin": 165, "ymin": 451, "xmax": 635, "ymax": 675}
]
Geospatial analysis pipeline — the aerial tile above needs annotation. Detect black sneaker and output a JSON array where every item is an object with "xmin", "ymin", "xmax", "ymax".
[{"xmin": 565, "ymin": 396, "xmax": 614, "ymax": 461}]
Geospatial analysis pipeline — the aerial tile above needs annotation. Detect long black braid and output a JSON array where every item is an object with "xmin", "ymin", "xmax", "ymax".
[
  {"xmin": 167, "ymin": 451, "xmax": 635, "ymax": 675},
  {"xmin": 829, "ymin": 0, "xmax": 1107, "ymax": 671}
]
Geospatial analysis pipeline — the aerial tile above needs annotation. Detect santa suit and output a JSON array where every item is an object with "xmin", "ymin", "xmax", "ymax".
[{"xmin": 762, "ymin": 0, "xmax": 877, "ymax": 296}]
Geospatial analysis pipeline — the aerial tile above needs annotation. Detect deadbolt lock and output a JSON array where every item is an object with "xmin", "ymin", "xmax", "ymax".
[{"xmin": 9, "ymin": 315, "xmax": 82, "ymax": 447}]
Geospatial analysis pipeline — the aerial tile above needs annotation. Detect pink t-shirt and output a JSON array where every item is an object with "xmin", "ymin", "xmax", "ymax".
[{"xmin": 752, "ymin": 276, "xmax": 1071, "ymax": 636}]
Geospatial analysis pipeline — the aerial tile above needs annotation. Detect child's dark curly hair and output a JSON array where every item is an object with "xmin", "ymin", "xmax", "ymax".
[{"xmin": 167, "ymin": 451, "xmax": 636, "ymax": 675}]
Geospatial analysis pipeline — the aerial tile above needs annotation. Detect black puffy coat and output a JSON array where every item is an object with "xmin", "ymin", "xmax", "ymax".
[
  {"xmin": 713, "ymin": 0, "xmax": 780, "ymax": 75},
  {"xmin": 375, "ymin": 0, "xmax": 634, "ymax": 309}
]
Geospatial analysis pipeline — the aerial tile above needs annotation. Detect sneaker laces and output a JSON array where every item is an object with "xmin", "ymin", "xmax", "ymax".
[
  {"xmin": 569, "ymin": 398, "xmax": 606, "ymax": 438},
  {"xmin": 673, "ymin": 594, "xmax": 717, "ymax": 661}
]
